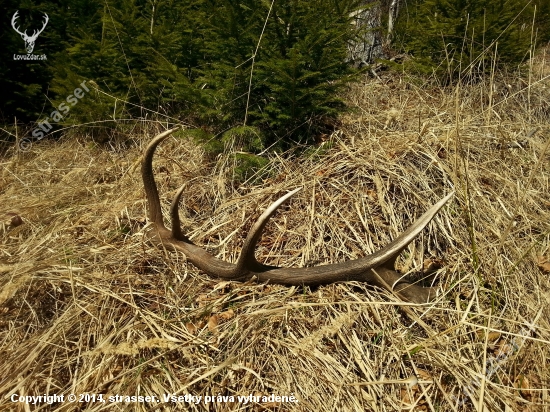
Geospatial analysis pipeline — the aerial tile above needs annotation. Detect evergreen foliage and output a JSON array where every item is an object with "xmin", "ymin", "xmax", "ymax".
[
  {"xmin": 3, "ymin": 0, "xmax": 362, "ymax": 149},
  {"xmin": 221, "ymin": 126, "xmax": 265, "ymax": 153},
  {"xmin": 232, "ymin": 152, "xmax": 271, "ymax": 183},
  {"xmin": 49, "ymin": 0, "xmax": 204, "ymax": 130},
  {"xmin": 199, "ymin": 0, "xmax": 361, "ymax": 146},
  {"xmin": 394, "ymin": 0, "xmax": 547, "ymax": 82}
]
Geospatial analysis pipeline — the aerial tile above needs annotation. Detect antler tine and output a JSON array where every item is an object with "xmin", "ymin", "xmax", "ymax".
[
  {"xmin": 142, "ymin": 127, "xmax": 181, "ymax": 226},
  {"xmin": 170, "ymin": 184, "xmax": 191, "ymax": 242},
  {"xmin": 142, "ymin": 128, "xmax": 454, "ymax": 303},
  {"xmin": 235, "ymin": 187, "xmax": 302, "ymax": 272},
  {"xmin": 360, "ymin": 191, "xmax": 455, "ymax": 267}
]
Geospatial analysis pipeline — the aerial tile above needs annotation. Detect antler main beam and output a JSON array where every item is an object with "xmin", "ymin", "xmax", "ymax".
[{"xmin": 142, "ymin": 127, "xmax": 454, "ymax": 303}]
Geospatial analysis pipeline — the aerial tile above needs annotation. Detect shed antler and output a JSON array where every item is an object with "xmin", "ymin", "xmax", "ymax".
[{"xmin": 142, "ymin": 127, "xmax": 454, "ymax": 303}]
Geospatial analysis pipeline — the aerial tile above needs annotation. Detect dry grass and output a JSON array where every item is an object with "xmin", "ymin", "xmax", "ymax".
[{"xmin": 1, "ymin": 52, "xmax": 550, "ymax": 411}]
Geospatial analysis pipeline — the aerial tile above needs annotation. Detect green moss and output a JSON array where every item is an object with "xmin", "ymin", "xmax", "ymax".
[
  {"xmin": 181, "ymin": 128, "xmax": 223, "ymax": 158},
  {"xmin": 232, "ymin": 152, "xmax": 270, "ymax": 183},
  {"xmin": 221, "ymin": 126, "xmax": 265, "ymax": 153}
]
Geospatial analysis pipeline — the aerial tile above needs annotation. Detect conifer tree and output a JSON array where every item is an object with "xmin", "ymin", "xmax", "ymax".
[
  {"xmin": 394, "ymin": 0, "xmax": 541, "ymax": 81},
  {"xmin": 15, "ymin": 0, "xmax": 363, "ymax": 149}
]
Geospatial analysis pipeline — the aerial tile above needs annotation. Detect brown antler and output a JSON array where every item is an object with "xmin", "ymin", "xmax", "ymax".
[{"xmin": 142, "ymin": 127, "xmax": 454, "ymax": 303}]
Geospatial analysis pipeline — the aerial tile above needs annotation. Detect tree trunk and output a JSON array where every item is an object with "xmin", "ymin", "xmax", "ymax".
[
  {"xmin": 387, "ymin": 0, "xmax": 400, "ymax": 43},
  {"xmin": 348, "ymin": 0, "xmax": 401, "ymax": 66}
]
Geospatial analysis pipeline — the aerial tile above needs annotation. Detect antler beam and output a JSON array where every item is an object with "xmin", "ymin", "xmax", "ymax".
[{"xmin": 142, "ymin": 127, "xmax": 454, "ymax": 303}]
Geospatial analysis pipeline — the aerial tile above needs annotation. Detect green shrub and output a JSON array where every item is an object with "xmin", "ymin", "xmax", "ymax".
[
  {"xmin": 47, "ymin": 0, "xmax": 362, "ymax": 149},
  {"xmin": 394, "ymin": 0, "xmax": 541, "ymax": 82},
  {"xmin": 182, "ymin": 128, "xmax": 222, "ymax": 159},
  {"xmin": 221, "ymin": 126, "xmax": 265, "ymax": 153},
  {"xmin": 201, "ymin": 0, "xmax": 362, "ymax": 147},
  {"xmin": 232, "ymin": 152, "xmax": 270, "ymax": 184}
]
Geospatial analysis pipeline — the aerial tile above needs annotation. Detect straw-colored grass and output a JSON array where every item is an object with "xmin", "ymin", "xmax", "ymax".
[{"xmin": 1, "ymin": 52, "xmax": 549, "ymax": 411}]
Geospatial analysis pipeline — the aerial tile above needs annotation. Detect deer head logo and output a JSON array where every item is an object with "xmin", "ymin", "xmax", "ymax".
[{"xmin": 11, "ymin": 11, "xmax": 49, "ymax": 54}]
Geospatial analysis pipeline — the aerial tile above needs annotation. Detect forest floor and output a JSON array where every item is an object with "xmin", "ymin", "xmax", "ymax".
[{"xmin": 1, "ymin": 49, "xmax": 550, "ymax": 411}]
